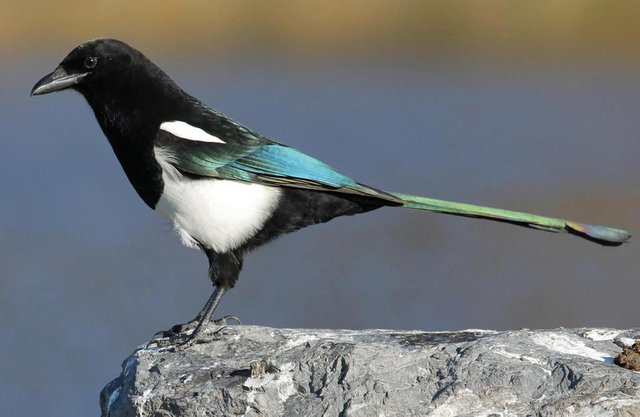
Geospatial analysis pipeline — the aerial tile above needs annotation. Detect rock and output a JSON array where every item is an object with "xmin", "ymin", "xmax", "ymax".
[
  {"xmin": 615, "ymin": 341, "xmax": 640, "ymax": 372},
  {"xmin": 100, "ymin": 326, "xmax": 640, "ymax": 417}
]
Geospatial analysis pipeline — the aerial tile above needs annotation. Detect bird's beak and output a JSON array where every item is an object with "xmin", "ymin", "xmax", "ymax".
[{"xmin": 31, "ymin": 66, "xmax": 89, "ymax": 96}]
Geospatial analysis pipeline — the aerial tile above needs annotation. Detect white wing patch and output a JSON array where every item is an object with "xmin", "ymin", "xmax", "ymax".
[
  {"xmin": 153, "ymin": 147, "xmax": 281, "ymax": 253},
  {"xmin": 159, "ymin": 120, "xmax": 225, "ymax": 143}
]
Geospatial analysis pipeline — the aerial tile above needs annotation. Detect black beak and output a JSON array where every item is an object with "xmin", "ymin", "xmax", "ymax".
[{"xmin": 31, "ymin": 66, "xmax": 89, "ymax": 96}]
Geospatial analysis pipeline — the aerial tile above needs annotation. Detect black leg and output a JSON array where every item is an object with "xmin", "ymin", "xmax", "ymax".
[
  {"xmin": 159, "ymin": 286, "xmax": 224, "ymax": 336},
  {"xmin": 178, "ymin": 286, "xmax": 227, "ymax": 347},
  {"xmin": 152, "ymin": 249, "xmax": 243, "ymax": 348},
  {"xmin": 151, "ymin": 286, "xmax": 229, "ymax": 348},
  {"xmin": 206, "ymin": 249, "xmax": 243, "ymax": 289}
]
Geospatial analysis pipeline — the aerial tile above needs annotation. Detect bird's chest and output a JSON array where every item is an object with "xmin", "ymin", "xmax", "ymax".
[
  {"xmin": 154, "ymin": 162, "xmax": 282, "ymax": 253},
  {"xmin": 110, "ymin": 145, "xmax": 164, "ymax": 209},
  {"xmin": 101, "ymin": 121, "xmax": 165, "ymax": 209}
]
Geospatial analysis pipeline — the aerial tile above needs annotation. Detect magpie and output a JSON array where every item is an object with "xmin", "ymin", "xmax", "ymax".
[{"xmin": 31, "ymin": 38, "xmax": 631, "ymax": 346}]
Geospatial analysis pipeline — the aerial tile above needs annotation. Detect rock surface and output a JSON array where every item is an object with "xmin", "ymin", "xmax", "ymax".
[{"xmin": 100, "ymin": 326, "xmax": 640, "ymax": 416}]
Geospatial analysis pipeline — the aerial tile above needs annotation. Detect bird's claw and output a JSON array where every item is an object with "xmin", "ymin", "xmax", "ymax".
[
  {"xmin": 213, "ymin": 315, "xmax": 242, "ymax": 326},
  {"xmin": 211, "ymin": 325, "xmax": 238, "ymax": 338}
]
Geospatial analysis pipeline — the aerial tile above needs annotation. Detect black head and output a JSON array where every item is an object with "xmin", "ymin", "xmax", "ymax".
[
  {"xmin": 31, "ymin": 38, "xmax": 152, "ymax": 99},
  {"xmin": 30, "ymin": 38, "xmax": 188, "ymax": 134}
]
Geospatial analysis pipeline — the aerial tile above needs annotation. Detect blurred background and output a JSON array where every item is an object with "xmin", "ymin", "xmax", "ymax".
[{"xmin": 1, "ymin": 1, "xmax": 639, "ymax": 416}]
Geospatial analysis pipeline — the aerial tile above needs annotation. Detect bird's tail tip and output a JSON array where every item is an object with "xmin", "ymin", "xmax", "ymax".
[
  {"xmin": 565, "ymin": 221, "xmax": 632, "ymax": 246},
  {"xmin": 391, "ymin": 192, "xmax": 631, "ymax": 247}
]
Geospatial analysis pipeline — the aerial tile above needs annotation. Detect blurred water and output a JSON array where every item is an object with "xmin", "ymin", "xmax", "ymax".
[{"xmin": 1, "ymin": 55, "xmax": 638, "ymax": 416}]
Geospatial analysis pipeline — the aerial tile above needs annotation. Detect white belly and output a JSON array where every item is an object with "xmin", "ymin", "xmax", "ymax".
[{"xmin": 154, "ymin": 148, "xmax": 282, "ymax": 253}]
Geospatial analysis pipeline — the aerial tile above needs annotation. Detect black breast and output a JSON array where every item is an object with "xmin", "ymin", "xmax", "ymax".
[
  {"xmin": 86, "ymin": 95, "xmax": 166, "ymax": 209},
  {"xmin": 109, "ymin": 140, "xmax": 164, "ymax": 209}
]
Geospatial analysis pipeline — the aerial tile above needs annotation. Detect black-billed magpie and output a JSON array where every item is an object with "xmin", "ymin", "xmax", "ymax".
[{"xmin": 31, "ymin": 39, "xmax": 631, "ymax": 346}]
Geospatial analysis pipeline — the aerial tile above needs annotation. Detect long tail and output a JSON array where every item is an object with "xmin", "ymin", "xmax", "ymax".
[{"xmin": 390, "ymin": 192, "xmax": 631, "ymax": 246}]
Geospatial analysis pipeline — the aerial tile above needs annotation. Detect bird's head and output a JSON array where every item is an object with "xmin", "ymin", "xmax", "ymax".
[
  {"xmin": 30, "ymin": 38, "xmax": 184, "ymax": 132},
  {"xmin": 31, "ymin": 38, "xmax": 147, "ymax": 99}
]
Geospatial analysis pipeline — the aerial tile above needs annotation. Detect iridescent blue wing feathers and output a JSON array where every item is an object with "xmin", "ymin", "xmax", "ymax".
[{"xmin": 154, "ymin": 129, "xmax": 402, "ymax": 203}]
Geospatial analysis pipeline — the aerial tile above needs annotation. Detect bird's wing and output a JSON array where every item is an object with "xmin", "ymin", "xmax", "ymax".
[{"xmin": 154, "ymin": 123, "xmax": 402, "ymax": 204}]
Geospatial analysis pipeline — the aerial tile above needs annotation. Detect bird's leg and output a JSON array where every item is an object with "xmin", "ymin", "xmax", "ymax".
[
  {"xmin": 152, "ymin": 249, "xmax": 243, "ymax": 348},
  {"xmin": 151, "ymin": 286, "xmax": 229, "ymax": 348},
  {"xmin": 155, "ymin": 289, "xmax": 221, "ymax": 338},
  {"xmin": 179, "ymin": 286, "xmax": 228, "ymax": 347}
]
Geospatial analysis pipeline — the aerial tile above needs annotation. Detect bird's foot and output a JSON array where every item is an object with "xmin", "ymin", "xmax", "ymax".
[
  {"xmin": 148, "ymin": 316, "xmax": 241, "ymax": 350},
  {"xmin": 153, "ymin": 315, "xmax": 241, "ymax": 340},
  {"xmin": 149, "ymin": 326, "xmax": 237, "ymax": 350},
  {"xmin": 152, "ymin": 320, "xmax": 198, "ymax": 340}
]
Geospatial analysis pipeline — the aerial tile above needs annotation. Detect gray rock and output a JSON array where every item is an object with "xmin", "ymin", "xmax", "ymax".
[{"xmin": 100, "ymin": 326, "xmax": 640, "ymax": 417}]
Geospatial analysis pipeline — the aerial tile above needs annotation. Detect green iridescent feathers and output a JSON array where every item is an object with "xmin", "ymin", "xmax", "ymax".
[
  {"xmin": 155, "ymin": 135, "xmax": 400, "ymax": 202},
  {"xmin": 393, "ymin": 193, "xmax": 631, "ymax": 246}
]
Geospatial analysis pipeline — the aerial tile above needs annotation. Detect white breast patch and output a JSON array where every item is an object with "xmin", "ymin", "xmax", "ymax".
[
  {"xmin": 153, "ymin": 147, "xmax": 281, "ymax": 253},
  {"xmin": 159, "ymin": 120, "xmax": 225, "ymax": 143}
]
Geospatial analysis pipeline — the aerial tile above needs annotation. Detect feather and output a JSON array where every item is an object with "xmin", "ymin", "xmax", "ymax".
[{"xmin": 393, "ymin": 193, "xmax": 631, "ymax": 246}]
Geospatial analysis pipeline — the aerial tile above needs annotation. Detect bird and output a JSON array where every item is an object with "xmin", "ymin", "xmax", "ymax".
[{"xmin": 31, "ymin": 38, "xmax": 631, "ymax": 346}]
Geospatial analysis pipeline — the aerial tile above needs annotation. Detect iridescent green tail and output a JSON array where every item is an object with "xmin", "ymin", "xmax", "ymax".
[{"xmin": 391, "ymin": 193, "xmax": 631, "ymax": 246}]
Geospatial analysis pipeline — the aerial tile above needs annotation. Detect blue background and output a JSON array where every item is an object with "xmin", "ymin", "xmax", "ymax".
[{"xmin": 1, "ymin": 4, "xmax": 639, "ymax": 415}]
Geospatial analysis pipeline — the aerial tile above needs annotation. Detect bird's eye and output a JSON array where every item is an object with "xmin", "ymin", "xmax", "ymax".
[{"xmin": 83, "ymin": 56, "xmax": 98, "ymax": 69}]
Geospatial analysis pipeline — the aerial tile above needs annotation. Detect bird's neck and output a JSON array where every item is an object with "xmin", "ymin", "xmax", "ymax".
[
  {"xmin": 91, "ymin": 94, "xmax": 156, "ymax": 142},
  {"xmin": 82, "ymin": 80, "xmax": 194, "ymax": 209},
  {"xmin": 88, "ymin": 86, "xmax": 178, "ymax": 138}
]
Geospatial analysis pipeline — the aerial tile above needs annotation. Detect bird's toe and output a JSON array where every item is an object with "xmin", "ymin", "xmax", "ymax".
[{"xmin": 212, "ymin": 315, "xmax": 242, "ymax": 326}]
